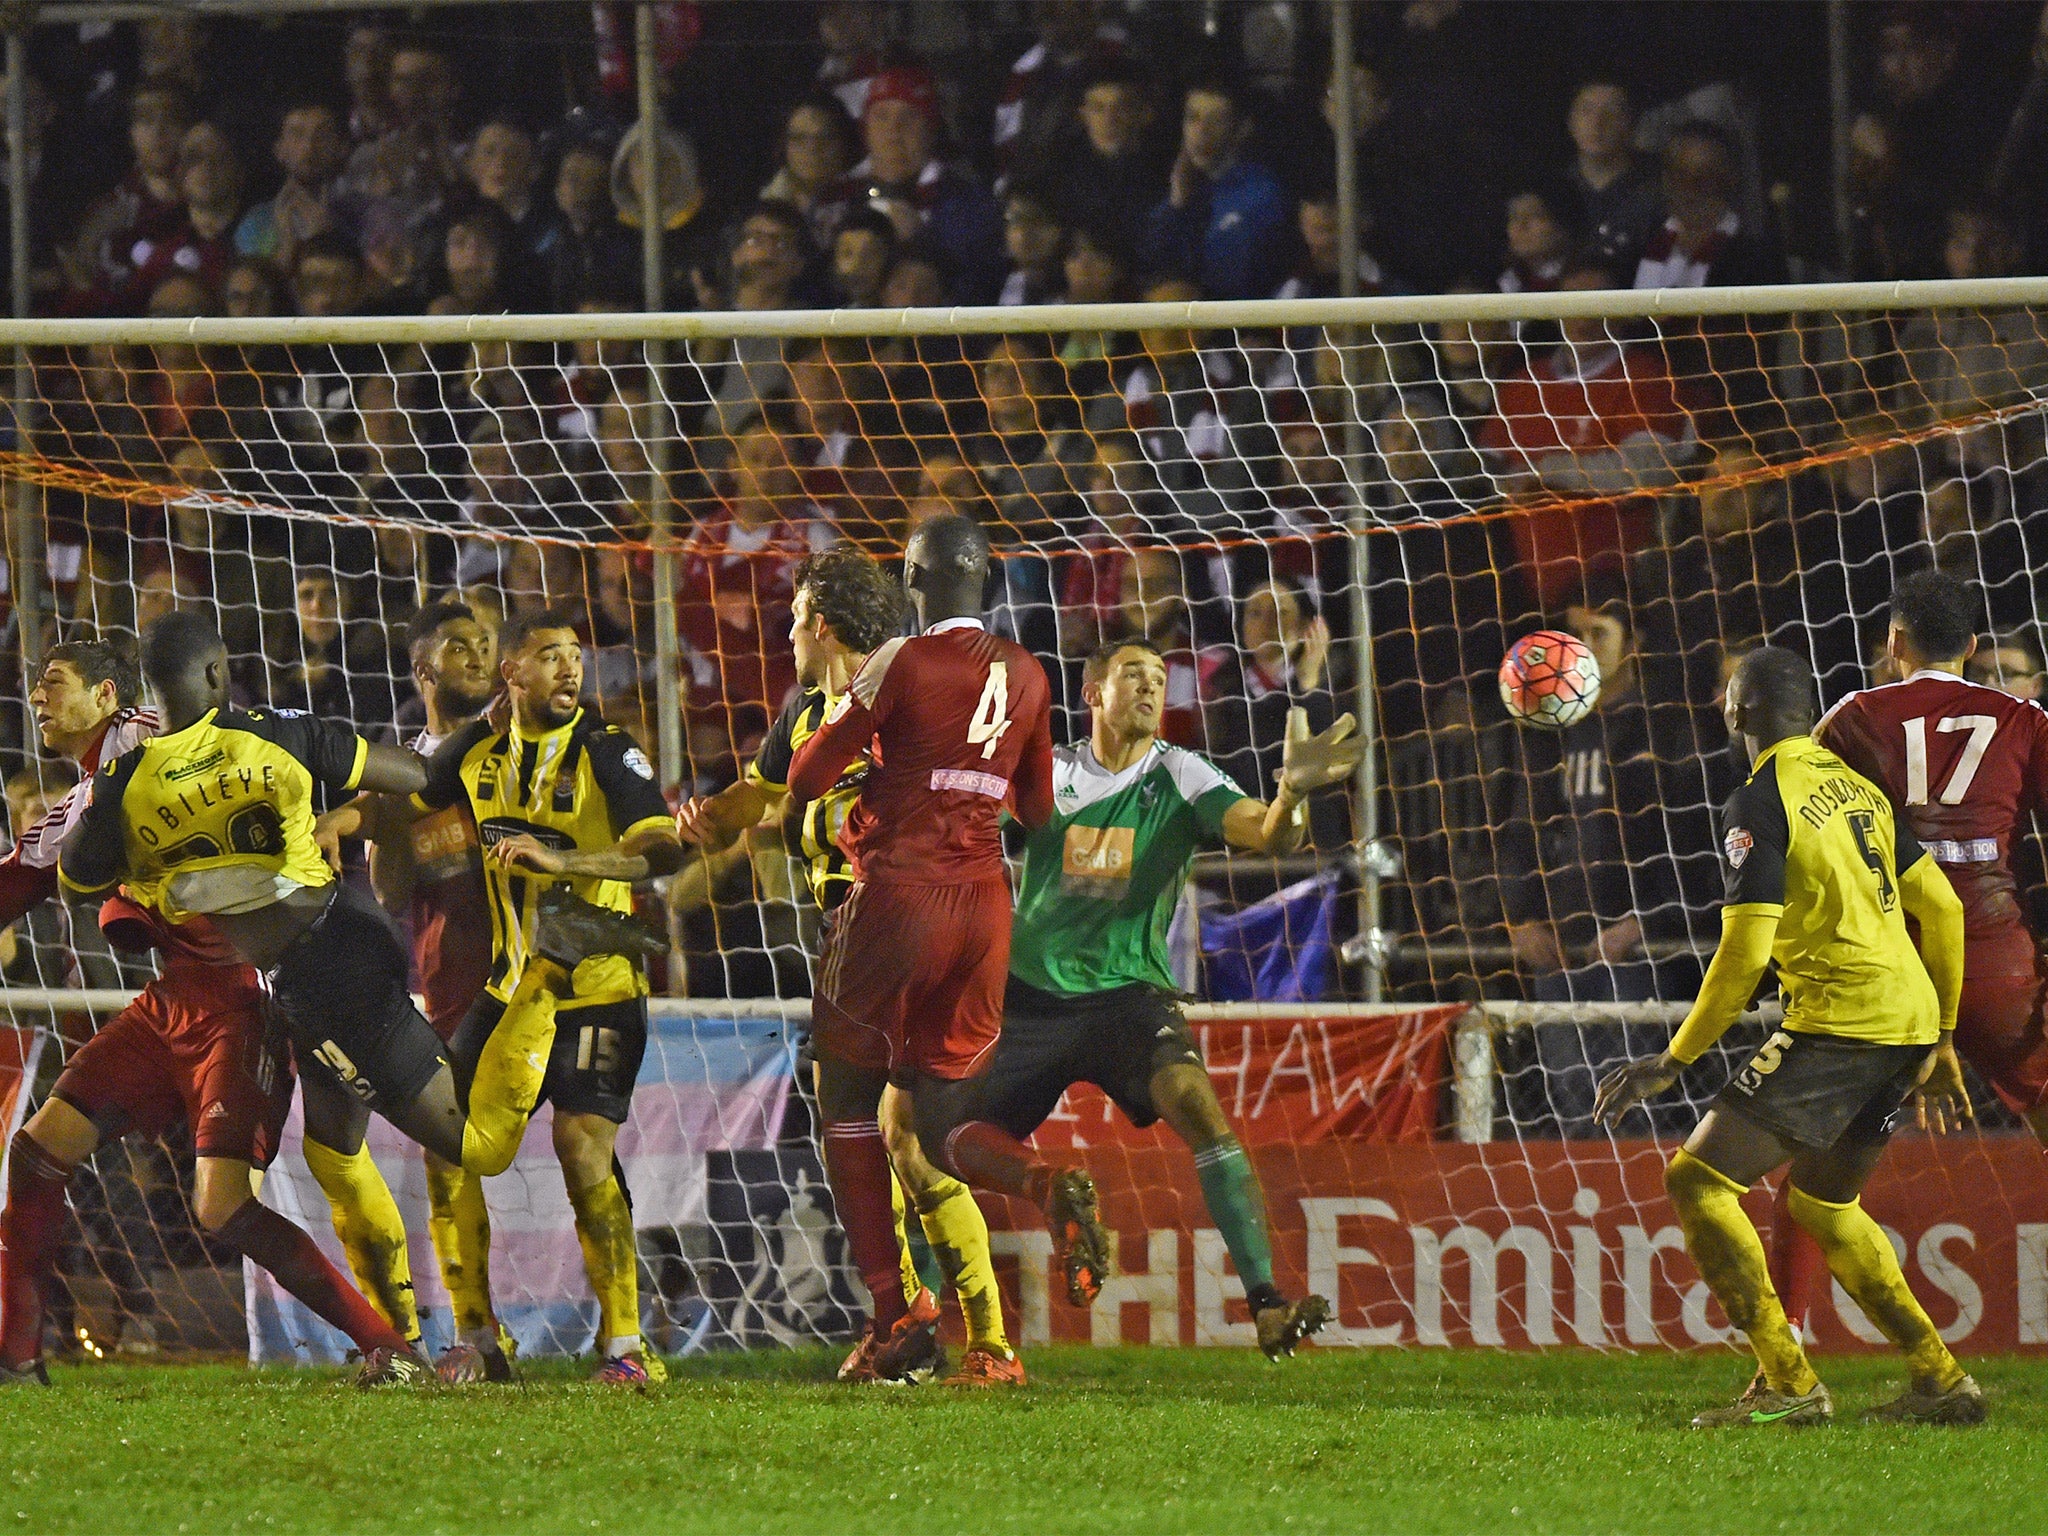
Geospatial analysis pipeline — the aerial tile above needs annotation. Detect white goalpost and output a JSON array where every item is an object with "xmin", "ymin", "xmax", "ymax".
[{"xmin": 2, "ymin": 278, "xmax": 2046, "ymax": 1358}]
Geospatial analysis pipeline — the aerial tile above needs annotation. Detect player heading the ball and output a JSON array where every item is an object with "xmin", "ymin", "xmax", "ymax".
[{"xmin": 58, "ymin": 614, "xmax": 665, "ymax": 1198}]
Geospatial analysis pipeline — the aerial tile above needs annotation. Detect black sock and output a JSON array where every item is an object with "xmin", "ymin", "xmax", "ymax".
[{"xmin": 1246, "ymin": 1282, "xmax": 1287, "ymax": 1316}]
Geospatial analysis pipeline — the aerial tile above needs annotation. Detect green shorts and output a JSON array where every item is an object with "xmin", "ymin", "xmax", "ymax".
[{"xmin": 973, "ymin": 978, "xmax": 1204, "ymax": 1139}]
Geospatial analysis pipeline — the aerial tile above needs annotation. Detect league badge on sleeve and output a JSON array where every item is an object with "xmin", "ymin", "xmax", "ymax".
[
  {"xmin": 1724, "ymin": 826, "xmax": 1753, "ymax": 869},
  {"xmin": 623, "ymin": 746, "xmax": 655, "ymax": 780}
]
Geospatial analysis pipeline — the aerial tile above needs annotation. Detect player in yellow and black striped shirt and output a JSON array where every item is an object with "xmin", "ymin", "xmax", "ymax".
[
  {"xmin": 413, "ymin": 607, "xmax": 680, "ymax": 1385},
  {"xmin": 59, "ymin": 615, "xmax": 662, "ymax": 1384},
  {"xmin": 1596, "ymin": 646, "xmax": 1982, "ymax": 1428}
]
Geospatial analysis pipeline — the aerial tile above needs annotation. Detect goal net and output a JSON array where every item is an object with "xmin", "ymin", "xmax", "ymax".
[{"xmin": 2, "ymin": 279, "xmax": 2046, "ymax": 1359}]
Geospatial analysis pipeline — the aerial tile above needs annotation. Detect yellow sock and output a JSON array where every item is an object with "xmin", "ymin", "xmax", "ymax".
[
  {"xmin": 1666, "ymin": 1150, "xmax": 1816, "ymax": 1395},
  {"xmin": 914, "ymin": 1177, "xmax": 1009, "ymax": 1355},
  {"xmin": 566, "ymin": 1172, "xmax": 639, "ymax": 1352},
  {"xmin": 1787, "ymin": 1185, "xmax": 1964, "ymax": 1389},
  {"xmin": 302, "ymin": 1137, "xmax": 420, "ymax": 1344},
  {"xmin": 460, "ymin": 962, "xmax": 563, "ymax": 1176},
  {"xmin": 424, "ymin": 1150, "xmax": 497, "ymax": 1340},
  {"xmin": 891, "ymin": 1175, "xmax": 922, "ymax": 1307}
]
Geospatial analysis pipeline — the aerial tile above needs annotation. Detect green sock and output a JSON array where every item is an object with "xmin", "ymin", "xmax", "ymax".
[{"xmin": 1191, "ymin": 1136, "xmax": 1274, "ymax": 1295}]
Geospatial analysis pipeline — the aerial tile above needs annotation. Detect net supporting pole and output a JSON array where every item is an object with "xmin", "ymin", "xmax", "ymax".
[
  {"xmin": 638, "ymin": 1, "xmax": 683, "ymax": 798},
  {"xmin": 1331, "ymin": 0, "xmax": 1384, "ymax": 1002},
  {"xmin": 6, "ymin": 20, "xmax": 42, "ymax": 729}
]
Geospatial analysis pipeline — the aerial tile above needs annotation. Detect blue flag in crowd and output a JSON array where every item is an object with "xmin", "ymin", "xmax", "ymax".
[{"xmin": 1199, "ymin": 870, "xmax": 1340, "ymax": 1002}]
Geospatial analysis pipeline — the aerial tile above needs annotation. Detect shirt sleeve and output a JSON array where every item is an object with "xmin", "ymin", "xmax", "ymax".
[
  {"xmin": 1813, "ymin": 696, "xmax": 1886, "ymax": 792},
  {"xmin": 586, "ymin": 726, "xmax": 673, "ymax": 839},
  {"xmin": 0, "ymin": 854, "xmax": 58, "ymax": 929},
  {"xmin": 1720, "ymin": 763, "xmax": 1790, "ymax": 913},
  {"xmin": 57, "ymin": 753, "xmax": 140, "ymax": 897},
  {"xmin": 262, "ymin": 710, "xmax": 369, "ymax": 792},
  {"xmin": 747, "ymin": 693, "xmax": 807, "ymax": 792},
  {"xmin": 412, "ymin": 722, "xmax": 485, "ymax": 812},
  {"xmin": 1166, "ymin": 747, "xmax": 1248, "ymax": 838},
  {"xmin": 788, "ymin": 693, "xmax": 877, "ymax": 804}
]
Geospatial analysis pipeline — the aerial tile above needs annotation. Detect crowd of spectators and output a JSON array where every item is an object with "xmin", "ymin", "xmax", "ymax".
[{"xmin": 2, "ymin": 1, "xmax": 2048, "ymax": 1020}]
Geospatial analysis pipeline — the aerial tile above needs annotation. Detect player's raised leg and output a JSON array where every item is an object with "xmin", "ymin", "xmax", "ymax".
[{"xmin": 922, "ymin": 1081, "xmax": 1110, "ymax": 1310}]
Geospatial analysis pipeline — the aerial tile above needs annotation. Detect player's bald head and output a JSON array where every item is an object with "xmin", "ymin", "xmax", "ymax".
[
  {"xmin": 1727, "ymin": 644, "xmax": 1815, "ymax": 747},
  {"xmin": 905, "ymin": 513, "xmax": 989, "ymax": 582},
  {"xmin": 903, "ymin": 512, "xmax": 990, "ymax": 622},
  {"xmin": 141, "ymin": 610, "xmax": 231, "ymax": 720}
]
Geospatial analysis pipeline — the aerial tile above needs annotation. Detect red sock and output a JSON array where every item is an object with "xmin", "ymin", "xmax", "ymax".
[
  {"xmin": 819, "ymin": 1119, "xmax": 908, "ymax": 1330},
  {"xmin": 943, "ymin": 1121, "xmax": 1055, "ymax": 1210},
  {"xmin": 217, "ymin": 1200, "xmax": 407, "ymax": 1356},
  {"xmin": 0, "ymin": 1132, "xmax": 74, "ymax": 1367},
  {"xmin": 1768, "ymin": 1177, "xmax": 1826, "ymax": 1339}
]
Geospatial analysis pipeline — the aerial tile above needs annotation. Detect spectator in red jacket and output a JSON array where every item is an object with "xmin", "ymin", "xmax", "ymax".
[{"xmin": 1481, "ymin": 253, "xmax": 1695, "ymax": 609}]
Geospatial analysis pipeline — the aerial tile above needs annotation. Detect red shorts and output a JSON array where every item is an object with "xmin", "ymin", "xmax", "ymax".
[
  {"xmin": 812, "ymin": 879, "xmax": 1011, "ymax": 1083},
  {"xmin": 1955, "ymin": 952, "xmax": 2048, "ymax": 1117},
  {"xmin": 53, "ymin": 967, "xmax": 293, "ymax": 1167}
]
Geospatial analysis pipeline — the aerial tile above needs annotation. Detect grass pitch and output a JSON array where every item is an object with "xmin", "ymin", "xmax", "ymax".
[{"xmin": 4, "ymin": 1348, "xmax": 2044, "ymax": 1534}]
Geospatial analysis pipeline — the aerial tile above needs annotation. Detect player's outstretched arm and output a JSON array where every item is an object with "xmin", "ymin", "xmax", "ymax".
[
  {"xmin": 1594, "ymin": 909, "xmax": 1778, "ymax": 1126},
  {"xmin": 676, "ymin": 780, "xmax": 774, "ymax": 855},
  {"xmin": 1220, "ymin": 709, "xmax": 1363, "ymax": 856},
  {"xmin": 489, "ymin": 824, "xmax": 684, "ymax": 882},
  {"xmin": 356, "ymin": 741, "xmax": 428, "ymax": 796},
  {"xmin": 786, "ymin": 697, "xmax": 874, "ymax": 804},
  {"xmin": 1011, "ymin": 682, "xmax": 1056, "ymax": 830}
]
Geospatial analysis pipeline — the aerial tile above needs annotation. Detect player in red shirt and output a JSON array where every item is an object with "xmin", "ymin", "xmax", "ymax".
[
  {"xmin": 786, "ymin": 514, "xmax": 1109, "ymax": 1381},
  {"xmin": 0, "ymin": 641, "xmax": 419, "ymax": 1387},
  {"xmin": 1763, "ymin": 568, "xmax": 2048, "ymax": 1337}
]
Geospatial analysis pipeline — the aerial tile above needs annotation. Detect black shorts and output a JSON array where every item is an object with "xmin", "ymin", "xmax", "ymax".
[
  {"xmin": 974, "ymin": 977, "xmax": 1203, "ymax": 1140},
  {"xmin": 450, "ymin": 992, "xmax": 648, "ymax": 1125},
  {"xmin": 270, "ymin": 882, "xmax": 449, "ymax": 1113},
  {"xmin": 1715, "ymin": 1029, "xmax": 1933, "ymax": 1152}
]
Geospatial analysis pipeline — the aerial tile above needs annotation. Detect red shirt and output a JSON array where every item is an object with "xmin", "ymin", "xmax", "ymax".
[
  {"xmin": 1817, "ymin": 670, "xmax": 2048, "ymax": 963},
  {"xmin": 404, "ymin": 727, "xmax": 493, "ymax": 1033},
  {"xmin": 787, "ymin": 620, "xmax": 1054, "ymax": 886}
]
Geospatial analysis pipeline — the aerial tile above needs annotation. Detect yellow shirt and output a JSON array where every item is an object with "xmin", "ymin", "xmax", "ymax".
[
  {"xmin": 414, "ymin": 708, "xmax": 670, "ymax": 1009},
  {"xmin": 59, "ymin": 707, "xmax": 368, "ymax": 921},
  {"xmin": 1720, "ymin": 734, "xmax": 1940, "ymax": 1046},
  {"xmin": 746, "ymin": 685, "xmax": 864, "ymax": 910}
]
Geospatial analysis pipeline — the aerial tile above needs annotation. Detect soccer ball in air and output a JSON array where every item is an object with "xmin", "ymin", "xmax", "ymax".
[{"xmin": 1498, "ymin": 630, "xmax": 1602, "ymax": 729}]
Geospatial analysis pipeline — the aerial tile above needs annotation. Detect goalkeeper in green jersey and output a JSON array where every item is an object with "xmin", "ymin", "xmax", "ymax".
[{"xmin": 967, "ymin": 637, "xmax": 1361, "ymax": 1358}]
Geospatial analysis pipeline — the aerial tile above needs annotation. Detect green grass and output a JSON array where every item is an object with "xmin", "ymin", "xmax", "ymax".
[{"xmin": 3, "ymin": 1348, "xmax": 2045, "ymax": 1534}]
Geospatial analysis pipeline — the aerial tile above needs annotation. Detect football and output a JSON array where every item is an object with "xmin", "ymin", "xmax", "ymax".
[{"xmin": 1498, "ymin": 629, "xmax": 1602, "ymax": 728}]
